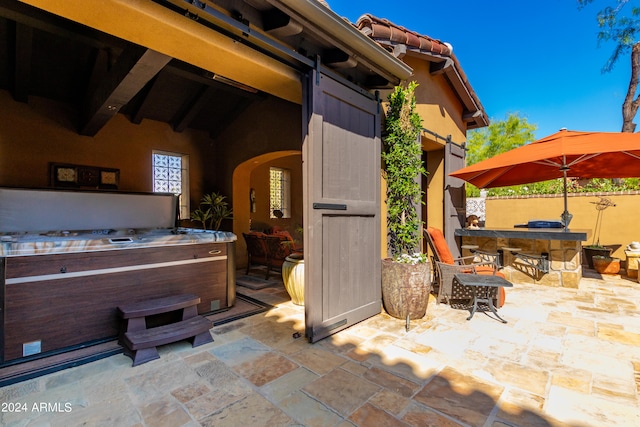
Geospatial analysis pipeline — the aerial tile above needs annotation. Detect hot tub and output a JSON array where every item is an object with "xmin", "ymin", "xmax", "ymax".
[{"xmin": 0, "ymin": 188, "xmax": 236, "ymax": 363}]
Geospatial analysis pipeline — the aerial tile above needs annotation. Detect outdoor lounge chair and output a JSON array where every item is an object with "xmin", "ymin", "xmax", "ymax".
[
  {"xmin": 243, "ymin": 231, "xmax": 298, "ymax": 279},
  {"xmin": 425, "ymin": 227, "xmax": 506, "ymax": 306}
]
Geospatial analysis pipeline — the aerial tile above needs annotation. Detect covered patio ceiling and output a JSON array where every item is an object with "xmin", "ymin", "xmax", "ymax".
[{"xmin": 0, "ymin": 0, "xmax": 411, "ymax": 138}]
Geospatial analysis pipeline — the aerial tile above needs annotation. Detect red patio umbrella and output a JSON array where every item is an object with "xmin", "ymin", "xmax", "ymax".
[{"xmin": 449, "ymin": 129, "xmax": 640, "ymax": 226}]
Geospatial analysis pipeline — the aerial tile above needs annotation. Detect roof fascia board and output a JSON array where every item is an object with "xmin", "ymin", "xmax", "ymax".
[{"xmin": 269, "ymin": 0, "xmax": 413, "ymax": 83}]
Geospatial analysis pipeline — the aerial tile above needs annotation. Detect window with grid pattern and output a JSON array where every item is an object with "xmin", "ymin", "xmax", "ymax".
[
  {"xmin": 152, "ymin": 151, "xmax": 189, "ymax": 220},
  {"xmin": 269, "ymin": 167, "xmax": 290, "ymax": 218}
]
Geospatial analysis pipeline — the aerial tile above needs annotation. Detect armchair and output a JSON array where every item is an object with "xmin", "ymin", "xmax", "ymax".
[
  {"xmin": 425, "ymin": 227, "xmax": 505, "ymax": 306},
  {"xmin": 243, "ymin": 231, "xmax": 299, "ymax": 280},
  {"xmin": 243, "ymin": 232, "xmax": 270, "ymax": 278}
]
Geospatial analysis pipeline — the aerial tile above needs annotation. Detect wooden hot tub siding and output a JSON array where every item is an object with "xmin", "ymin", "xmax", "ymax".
[{"xmin": 1, "ymin": 241, "xmax": 235, "ymax": 362}]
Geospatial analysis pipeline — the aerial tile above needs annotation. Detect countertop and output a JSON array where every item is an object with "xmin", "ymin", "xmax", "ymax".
[
  {"xmin": 454, "ymin": 227, "xmax": 590, "ymax": 242},
  {"xmin": 0, "ymin": 228, "xmax": 237, "ymax": 257}
]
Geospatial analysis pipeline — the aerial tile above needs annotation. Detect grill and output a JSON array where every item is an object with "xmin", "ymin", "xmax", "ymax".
[{"xmin": 514, "ymin": 220, "xmax": 564, "ymax": 229}]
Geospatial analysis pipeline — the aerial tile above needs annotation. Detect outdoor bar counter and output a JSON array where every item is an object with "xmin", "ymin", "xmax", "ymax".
[
  {"xmin": 455, "ymin": 227, "xmax": 589, "ymax": 288},
  {"xmin": 0, "ymin": 188, "xmax": 236, "ymax": 365}
]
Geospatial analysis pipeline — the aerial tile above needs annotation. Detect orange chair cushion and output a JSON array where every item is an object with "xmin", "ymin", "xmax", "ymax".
[
  {"xmin": 273, "ymin": 230, "xmax": 294, "ymax": 243},
  {"xmin": 427, "ymin": 227, "xmax": 455, "ymax": 264}
]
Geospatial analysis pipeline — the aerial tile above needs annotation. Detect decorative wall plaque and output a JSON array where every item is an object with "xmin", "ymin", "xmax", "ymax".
[{"xmin": 51, "ymin": 163, "xmax": 119, "ymax": 189}]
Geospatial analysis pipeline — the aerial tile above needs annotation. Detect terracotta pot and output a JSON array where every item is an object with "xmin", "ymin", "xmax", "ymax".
[
  {"xmin": 592, "ymin": 256, "xmax": 621, "ymax": 275},
  {"xmin": 583, "ymin": 246, "xmax": 612, "ymax": 269},
  {"xmin": 282, "ymin": 254, "xmax": 304, "ymax": 305},
  {"xmin": 381, "ymin": 258, "xmax": 431, "ymax": 320}
]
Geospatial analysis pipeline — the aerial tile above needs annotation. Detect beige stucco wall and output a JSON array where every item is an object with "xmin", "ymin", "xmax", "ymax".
[
  {"xmin": 0, "ymin": 90, "xmax": 215, "ymax": 208},
  {"xmin": 249, "ymin": 155, "xmax": 303, "ymax": 235},
  {"xmin": 486, "ymin": 193, "xmax": 640, "ymax": 259},
  {"xmin": 0, "ymin": 86, "xmax": 304, "ymax": 269},
  {"xmin": 407, "ymin": 57, "xmax": 467, "ymax": 145},
  {"xmin": 402, "ymin": 56, "xmax": 469, "ymax": 243}
]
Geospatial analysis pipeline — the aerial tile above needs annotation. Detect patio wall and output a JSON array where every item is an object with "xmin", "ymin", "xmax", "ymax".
[
  {"xmin": 484, "ymin": 192, "xmax": 640, "ymax": 261},
  {"xmin": 0, "ymin": 90, "xmax": 218, "ymax": 216}
]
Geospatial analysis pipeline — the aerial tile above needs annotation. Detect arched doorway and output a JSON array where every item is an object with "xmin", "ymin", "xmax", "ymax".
[{"xmin": 232, "ymin": 150, "xmax": 302, "ymax": 271}]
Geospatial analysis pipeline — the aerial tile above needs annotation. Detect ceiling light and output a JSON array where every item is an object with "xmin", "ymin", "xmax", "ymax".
[{"xmin": 212, "ymin": 74, "xmax": 258, "ymax": 93}]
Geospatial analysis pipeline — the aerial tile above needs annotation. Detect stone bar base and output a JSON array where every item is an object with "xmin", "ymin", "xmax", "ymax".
[
  {"xmin": 461, "ymin": 235, "xmax": 583, "ymax": 288},
  {"xmin": 625, "ymin": 251, "xmax": 640, "ymax": 280}
]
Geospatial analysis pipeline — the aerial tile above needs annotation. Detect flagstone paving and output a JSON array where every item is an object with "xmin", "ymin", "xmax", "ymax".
[{"xmin": 1, "ymin": 270, "xmax": 639, "ymax": 426}]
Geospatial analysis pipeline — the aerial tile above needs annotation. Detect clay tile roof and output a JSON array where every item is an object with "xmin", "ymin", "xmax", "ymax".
[
  {"xmin": 354, "ymin": 13, "xmax": 488, "ymax": 129},
  {"xmin": 355, "ymin": 14, "xmax": 452, "ymax": 57}
]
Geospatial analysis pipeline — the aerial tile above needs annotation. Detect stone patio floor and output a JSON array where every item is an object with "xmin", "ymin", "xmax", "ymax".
[{"xmin": 1, "ymin": 269, "xmax": 639, "ymax": 427}]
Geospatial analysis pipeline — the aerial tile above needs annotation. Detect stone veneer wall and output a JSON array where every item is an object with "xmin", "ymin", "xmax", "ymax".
[
  {"xmin": 485, "ymin": 192, "xmax": 640, "ymax": 260},
  {"xmin": 461, "ymin": 236, "xmax": 582, "ymax": 288}
]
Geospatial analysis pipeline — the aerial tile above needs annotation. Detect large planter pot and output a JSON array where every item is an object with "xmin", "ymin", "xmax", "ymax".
[
  {"xmin": 282, "ymin": 254, "xmax": 304, "ymax": 305},
  {"xmin": 583, "ymin": 246, "xmax": 612, "ymax": 269},
  {"xmin": 381, "ymin": 258, "xmax": 431, "ymax": 320},
  {"xmin": 592, "ymin": 256, "xmax": 621, "ymax": 275}
]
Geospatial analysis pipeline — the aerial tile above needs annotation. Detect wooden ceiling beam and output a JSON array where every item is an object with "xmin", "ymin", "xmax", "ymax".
[
  {"xmin": 80, "ymin": 45, "xmax": 171, "ymax": 136},
  {"xmin": 173, "ymin": 85, "xmax": 220, "ymax": 133},
  {"xmin": 209, "ymin": 97, "xmax": 252, "ymax": 140},
  {"xmin": 130, "ymin": 74, "xmax": 162, "ymax": 125}
]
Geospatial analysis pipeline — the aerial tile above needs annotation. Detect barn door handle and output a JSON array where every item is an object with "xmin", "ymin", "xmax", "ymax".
[{"xmin": 313, "ymin": 203, "xmax": 347, "ymax": 210}]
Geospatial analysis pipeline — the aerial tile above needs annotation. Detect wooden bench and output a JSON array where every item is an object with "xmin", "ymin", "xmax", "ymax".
[{"xmin": 118, "ymin": 294, "xmax": 213, "ymax": 366}]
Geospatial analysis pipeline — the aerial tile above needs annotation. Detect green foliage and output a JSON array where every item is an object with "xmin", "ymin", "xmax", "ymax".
[
  {"xmin": 382, "ymin": 82, "xmax": 426, "ymax": 259},
  {"xmin": 190, "ymin": 192, "xmax": 233, "ymax": 230},
  {"xmin": 190, "ymin": 208, "xmax": 212, "ymax": 230},
  {"xmin": 466, "ymin": 113, "xmax": 537, "ymax": 166},
  {"xmin": 395, "ymin": 253, "xmax": 428, "ymax": 265},
  {"xmin": 578, "ymin": 0, "xmax": 640, "ymax": 72}
]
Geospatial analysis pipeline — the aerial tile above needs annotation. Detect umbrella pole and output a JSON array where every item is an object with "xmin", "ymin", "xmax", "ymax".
[{"xmin": 560, "ymin": 159, "xmax": 572, "ymax": 229}]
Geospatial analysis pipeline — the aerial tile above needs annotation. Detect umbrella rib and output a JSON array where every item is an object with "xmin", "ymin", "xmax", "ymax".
[
  {"xmin": 533, "ymin": 159, "xmax": 562, "ymax": 167},
  {"xmin": 626, "ymin": 151, "xmax": 640, "ymax": 161},
  {"xmin": 566, "ymin": 153, "xmax": 600, "ymax": 168},
  {"xmin": 467, "ymin": 165, "xmax": 518, "ymax": 188}
]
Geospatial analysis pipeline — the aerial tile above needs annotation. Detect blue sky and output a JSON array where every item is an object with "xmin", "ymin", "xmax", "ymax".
[{"xmin": 329, "ymin": 0, "xmax": 630, "ymax": 139}]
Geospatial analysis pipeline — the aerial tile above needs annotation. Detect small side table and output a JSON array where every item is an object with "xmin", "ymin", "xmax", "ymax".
[{"xmin": 454, "ymin": 273, "xmax": 513, "ymax": 323}]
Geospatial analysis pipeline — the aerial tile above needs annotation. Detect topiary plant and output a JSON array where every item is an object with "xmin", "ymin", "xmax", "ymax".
[{"xmin": 382, "ymin": 81, "xmax": 426, "ymax": 260}]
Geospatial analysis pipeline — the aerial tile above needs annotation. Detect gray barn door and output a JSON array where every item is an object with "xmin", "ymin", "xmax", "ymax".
[
  {"xmin": 444, "ymin": 140, "xmax": 466, "ymax": 259},
  {"xmin": 302, "ymin": 71, "xmax": 381, "ymax": 343}
]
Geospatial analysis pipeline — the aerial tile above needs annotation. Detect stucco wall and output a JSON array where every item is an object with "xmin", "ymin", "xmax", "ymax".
[
  {"xmin": 213, "ymin": 96, "xmax": 302, "ymax": 200},
  {"xmin": 0, "ymin": 89, "xmax": 215, "ymax": 209},
  {"xmin": 485, "ymin": 192, "xmax": 640, "ymax": 259},
  {"xmin": 401, "ymin": 56, "xmax": 468, "ymax": 237},
  {"xmin": 407, "ymin": 57, "xmax": 467, "ymax": 144},
  {"xmin": 248, "ymin": 154, "xmax": 303, "ymax": 237}
]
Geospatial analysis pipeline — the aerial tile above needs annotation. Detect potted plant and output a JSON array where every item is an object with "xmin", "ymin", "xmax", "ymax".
[
  {"xmin": 282, "ymin": 252, "xmax": 304, "ymax": 305},
  {"xmin": 583, "ymin": 197, "xmax": 615, "ymax": 268},
  {"xmin": 280, "ymin": 225, "xmax": 304, "ymax": 305},
  {"xmin": 592, "ymin": 255, "xmax": 621, "ymax": 275},
  {"xmin": 380, "ymin": 82, "xmax": 431, "ymax": 324},
  {"xmin": 190, "ymin": 192, "xmax": 233, "ymax": 230}
]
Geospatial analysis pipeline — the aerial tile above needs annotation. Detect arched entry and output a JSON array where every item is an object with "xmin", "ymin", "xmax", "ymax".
[{"xmin": 232, "ymin": 150, "xmax": 302, "ymax": 270}]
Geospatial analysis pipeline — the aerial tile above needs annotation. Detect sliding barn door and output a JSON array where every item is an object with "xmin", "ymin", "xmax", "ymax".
[
  {"xmin": 303, "ymin": 71, "xmax": 381, "ymax": 343},
  {"xmin": 444, "ymin": 140, "xmax": 467, "ymax": 258}
]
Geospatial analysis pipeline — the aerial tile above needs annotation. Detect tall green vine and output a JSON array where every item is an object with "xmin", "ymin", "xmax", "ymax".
[{"xmin": 382, "ymin": 82, "xmax": 426, "ymax": 258}]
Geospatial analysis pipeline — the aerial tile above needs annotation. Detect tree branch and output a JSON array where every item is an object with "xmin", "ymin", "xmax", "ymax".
[{"xmin": 621, "ymin": 41, "xmax": 640, "ymax": 132}]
